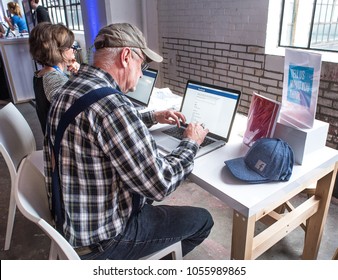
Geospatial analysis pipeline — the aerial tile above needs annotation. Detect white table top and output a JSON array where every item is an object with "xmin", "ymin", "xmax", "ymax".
[
  {"xmin": 148, "ymin": 88, "xmax": 338, "ymax": 218},
  {"xmin": 190, "ymin": 113, "xmax": 338, "ymax": 217}
]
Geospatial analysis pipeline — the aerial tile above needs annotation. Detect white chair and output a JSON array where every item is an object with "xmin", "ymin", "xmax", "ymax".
[
  {"xmin": 15, "ymin": 155, "xmax": 182, "ymax": 260},
  {"xmin": 14, "ymin": 156, "xmax": 80, "ymax": 260},
  {"xmin": 0, "ymin": 102, "xmax": 42, "ymax": 250}
]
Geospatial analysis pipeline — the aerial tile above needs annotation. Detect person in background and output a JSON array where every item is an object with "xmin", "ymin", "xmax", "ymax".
[
  {"xmin": 5, "ymin": 2, "xmax": 28, "ymax": 33},
  {"xmin": 30, "ymin": 0, "xmax": 51, "ymax": 24},
  {"xmin": 0, "ymin": 23, "xmax": 5, "ymax": 38},
  {"xmin": 44, "ymin": 22, "xmax": 214, "ymax": 259},
  {"xmin": 29, "ymin": 22, "xmax": 80, "ymax": 134}
]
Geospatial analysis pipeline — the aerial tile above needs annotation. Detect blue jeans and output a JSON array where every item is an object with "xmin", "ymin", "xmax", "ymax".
[{"xmin": 81, "ymin": 204, "xmax": 214, "ymax": 260}]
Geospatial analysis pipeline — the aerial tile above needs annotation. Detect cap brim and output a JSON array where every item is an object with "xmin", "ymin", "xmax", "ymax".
[
  {"xmin": 142, "ymin": 48, "xmax": 163, "ymax": 63},
  {"xmin": 224, "ymin": 158, "xmax": 271, "ymax": 184}
]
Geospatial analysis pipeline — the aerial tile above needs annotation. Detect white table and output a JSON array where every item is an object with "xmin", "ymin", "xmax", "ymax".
[
  {"xmin": 148, "ymin": 89, "xmax": 338, "ymax": 259},
  {"xmin": 189, "ymin": 114, "xmax": 338, "ymax": 259}
]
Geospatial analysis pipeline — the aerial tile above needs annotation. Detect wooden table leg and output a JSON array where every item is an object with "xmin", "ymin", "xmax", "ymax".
[
  {"xmin": 302, "ymin": 163, "xmax": 338, "ymax": 259},
  {"xmin": 231, "ymin": 210, "xmax": 256, "ymax": 260}
]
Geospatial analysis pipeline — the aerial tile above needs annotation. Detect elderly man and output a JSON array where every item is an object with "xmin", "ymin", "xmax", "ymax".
[{"xmin": 44, "ymin": 22, "xmax": 213, "ymax": 259}]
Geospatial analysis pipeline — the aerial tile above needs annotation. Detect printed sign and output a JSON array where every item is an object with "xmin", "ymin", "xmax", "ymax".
[
  {"xmin": 287, "ymin": 65, "xmax": 314, "ymax": 108},
  {"xmin": 280, "ymin": 49, "xmax": 322, "ymax": 129}
]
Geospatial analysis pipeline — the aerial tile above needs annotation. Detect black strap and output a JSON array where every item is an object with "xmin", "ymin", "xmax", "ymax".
[{"xmin": 49, "ymin": 87, "xmax": 119, "ymax": 233}]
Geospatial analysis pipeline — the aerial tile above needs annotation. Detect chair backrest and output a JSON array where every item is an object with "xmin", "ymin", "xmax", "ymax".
[
  {"xmin": 0, "ymin": 102, "xmax": 36, "ymax": 181},
  {"xmin": 14, "ymin": 157, "xmax": 80, "ymax": 260},
  {"xmin": 15, "ymin": 156, "xmax": 182, "ymax": 260}
]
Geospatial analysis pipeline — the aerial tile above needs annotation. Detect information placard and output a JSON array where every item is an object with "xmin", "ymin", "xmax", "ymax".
[{"xmin": 280, "ymin": 49, "xmax": 322, "ymax": 129}]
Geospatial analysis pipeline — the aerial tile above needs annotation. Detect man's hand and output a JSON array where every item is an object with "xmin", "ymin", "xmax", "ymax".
[
  {"xmin": 183, "ymin": 123, "xmax": 209, "ymax": 146},
  {"xmin": 154, "ymin": 110, "xmax": 186, "ymax": 127}
]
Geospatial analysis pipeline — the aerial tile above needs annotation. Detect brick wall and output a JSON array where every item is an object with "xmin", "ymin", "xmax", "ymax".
[{"xmin": 157, "ymin": 0, "xmax": 338, "ymax": 150}]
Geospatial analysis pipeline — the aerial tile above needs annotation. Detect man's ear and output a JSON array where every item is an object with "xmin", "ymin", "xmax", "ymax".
[{"xmin": 120, "ymin": 47, "xmax": 131, "ymax": 68}]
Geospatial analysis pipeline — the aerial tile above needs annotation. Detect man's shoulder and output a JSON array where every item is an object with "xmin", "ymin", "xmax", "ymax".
[
  {"xmin": 36, "ymin": 6, "xmax": 51, "ymax": 22},
  {"xmin": 37, "ymin": 6, "xmax": 49, "ymax": 12}
]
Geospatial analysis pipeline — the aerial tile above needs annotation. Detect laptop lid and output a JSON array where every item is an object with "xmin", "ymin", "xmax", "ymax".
[
  {"xmin": 151, "ymin": 80, "xmax": 241, "ymax": 158},
  {"xmin": 180, "ymin": 80, "xmax": 241, "ymax": 141},
  {"xmin": 126, "ymin": 68, "xmax": 158, "ymax": 107}
]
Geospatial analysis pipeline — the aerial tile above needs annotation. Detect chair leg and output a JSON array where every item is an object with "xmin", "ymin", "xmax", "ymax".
[
  {"xmin": 49, "ymin": 240, "xmax": 58, "ymax": 260},
  {"xmin": 4, "ymin": 187, "xmax": 16, "ymax": 250}
]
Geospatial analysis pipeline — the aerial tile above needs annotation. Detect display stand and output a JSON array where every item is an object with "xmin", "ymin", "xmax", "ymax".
[{"xmin": 273, "ymin": 119, "xmax": 329, "ymax": 165}]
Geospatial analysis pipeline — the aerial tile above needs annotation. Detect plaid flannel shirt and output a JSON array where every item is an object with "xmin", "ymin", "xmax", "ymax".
[{"xmin": 44, "ymin": 64, "xmax": 199, "ymax": 247}]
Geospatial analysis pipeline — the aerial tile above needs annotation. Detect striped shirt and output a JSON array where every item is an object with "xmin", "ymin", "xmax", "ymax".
[
  {"xmin": 44, "ymin": 64, "xmax": 199, "ymax": 247},
  {"xmin": 43, "ymin": 70, "xmax": 68, "ymax": 102}
]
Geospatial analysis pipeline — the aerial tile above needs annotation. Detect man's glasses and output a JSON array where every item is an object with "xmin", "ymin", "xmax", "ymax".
[{"xmin": 131, "ymin": 48, "xmax": 149, "ymax": 71}]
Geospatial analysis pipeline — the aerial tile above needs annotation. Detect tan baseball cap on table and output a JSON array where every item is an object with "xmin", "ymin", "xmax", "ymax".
[{"xmin": 94, "ymin": 23, "xmax": 163, "ymax": 63}]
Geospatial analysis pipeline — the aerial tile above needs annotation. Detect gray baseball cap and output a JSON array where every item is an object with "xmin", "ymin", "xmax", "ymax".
[{"xmin": 94, "ymin": 23, "xmax": 163, "ymax": 63}]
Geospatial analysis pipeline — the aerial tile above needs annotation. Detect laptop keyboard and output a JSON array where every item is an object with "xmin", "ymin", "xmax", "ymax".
[{"xmin": 162, "ymin": 126, "xmax": 215, "ymax": 147}]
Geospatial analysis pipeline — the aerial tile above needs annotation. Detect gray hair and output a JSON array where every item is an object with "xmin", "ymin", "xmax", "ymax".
[{"xmin": 93, "ymin": 47, "xmax": 123, "ymax": 69}]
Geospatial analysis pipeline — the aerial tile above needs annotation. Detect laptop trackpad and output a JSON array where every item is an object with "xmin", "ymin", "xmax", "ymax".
[{"xmin": 157, "ymin": 138, "xmax": 180, "ymax": 152}]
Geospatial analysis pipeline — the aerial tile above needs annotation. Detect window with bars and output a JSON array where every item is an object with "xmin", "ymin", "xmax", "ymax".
[
  {"xmin": 41, "ymin": 0, "xmax": 83, "ymax": 31},
  {"xmin": 279, "ymin": 0, "xmax": 338, "ymax": 52}
]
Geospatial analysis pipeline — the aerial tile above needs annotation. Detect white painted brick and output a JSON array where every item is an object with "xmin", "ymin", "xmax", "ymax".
[
  {"xmin": 189, "ymin": 52, "xmax": 202, "ymax": 59},
  {"xmin": 266, "ymin": 87, "xmax": 282, "ymax": 95},
  {"xmin": 201, "ymin": 66, "xmax": 215, "ymax": 73},
  {"xmin": 259, "ymin": 78, "xmax": 278, "ymax": 87},
  {"xmin": 229, "ymin": 65, "xmax": 238, "ymax": 72},
  {"xmin": 173, "ymin": 45, "xmax": 184, "ymax": 50},
  {"xmin": 264, "ymin": 71, "xmax": 283, "ymax": 81},
  {"xmin": 214, "ymin": 68, "xmax": 228, "ymax": 76},
  {"xmin": 214, "ymin": 56, "xmax": 228, "ymax": 63},
  {"xmin": 228, "ymin": 71, "xmax": 242, "ymax": 79},
  {"xmin": 202, "ymin": 42, "xmax": 215, "ymax": 48},
  {"xmin": 201, "ymin": 54, "xmax": 213, "ymax": 60},
  {"xmin": 228, "ymin": 58, "xmax": 244, "ymax": 66},
  {"xmin": 243, "ymin": 74, "xmax": 259, "ymax": 83},
  {"xmin": 196, "ymin": 47, "xmax": 209, "ymax": 54},
  {"xmin": 255, "ymin": 54, "xmax": 265, "ymax": 63},
  {"xmin": 216, "ymin": 43, "xmax": 230, "ymax": 50},
  {"xmin": 265, "ymin": 55, "xmax": 284, "ymax": 72},
  {"xmin": 234, "ymin": 79, "xmax": 250, "ymax": 87},
  {"xmin": 182, "ymin": 46, "xmax": 195, "ymax": 52},
  {"xmin": 238, "ymin": 53, "xmax": 255, "ymax": 61},
  {"xmin": 249, "ymin": 82, "xmax": 266, "ymax": 91},
  {"xmin": 208, "ymin": 49, "xmax": 222, "ymax": 56},
  {"xmin": 231, "ymin": 45, "xmax": 247, "ymax": 53},
  {"xmin": 317, "ymin": 97, "xmax": 333, "ymax": 107},
  {"xmin": 244, "ymin": 60, "xmax": 262, "ymax": 69}
]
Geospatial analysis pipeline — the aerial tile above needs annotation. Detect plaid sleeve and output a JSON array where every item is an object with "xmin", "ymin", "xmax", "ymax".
[{"xmin": 99, "ymin": 105, "xmax": 197, "ymax": 201}]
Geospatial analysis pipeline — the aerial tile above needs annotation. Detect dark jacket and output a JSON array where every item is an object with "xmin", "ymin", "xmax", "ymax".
[{"xmin": 34, "ymin": 6, "xmax": 51, "ymax": 24}]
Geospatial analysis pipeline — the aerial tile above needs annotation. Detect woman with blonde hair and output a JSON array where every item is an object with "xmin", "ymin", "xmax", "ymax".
[
  {"xmin": 29, "ymin": 22, "xmax": 80, "ymax": 134},
  {"xmin": 5, "ymin": 2, "xmax": 28, "ymax": 33}
]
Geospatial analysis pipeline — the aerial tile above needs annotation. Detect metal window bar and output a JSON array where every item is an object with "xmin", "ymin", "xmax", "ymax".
[
  {"xmin": 40, "ymin": 0, "xmax": 83, "ymax": 31},
  {"xmin": 279, "ymin": 0, "xmax": 338, "ymax": 52},
  {"xmin": 307, "ymin": 0, "xmax": 317, "ymax": 48}
]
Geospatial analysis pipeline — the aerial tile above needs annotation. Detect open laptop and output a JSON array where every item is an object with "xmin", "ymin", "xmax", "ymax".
[
  {"xmin": 126, "ymin": 68, "xmax": 158, "ymax": 109},
  {"xmin": 151, "ymin": 80, "xmax": 241, "ymax": 158}
]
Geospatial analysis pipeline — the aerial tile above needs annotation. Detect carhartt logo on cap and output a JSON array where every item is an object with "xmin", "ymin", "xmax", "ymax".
[{"xmin": 254, "ymin": 160, "xmax": 266, "ymax": 172}]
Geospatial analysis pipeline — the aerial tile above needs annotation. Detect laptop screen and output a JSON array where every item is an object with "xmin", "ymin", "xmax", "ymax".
[
  {"xmin": 180, "ymin": 81, "xmax": 241, "ymax": 140},
  {"xmin": 126, "ymin": 68, "xmax": 158, "ymax": 107}
]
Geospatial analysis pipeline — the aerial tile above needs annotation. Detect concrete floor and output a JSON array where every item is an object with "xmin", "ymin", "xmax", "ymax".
[{"xmin": 0, "ymin": 101, "xmax": 337, "ymax": 260}]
